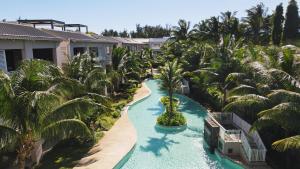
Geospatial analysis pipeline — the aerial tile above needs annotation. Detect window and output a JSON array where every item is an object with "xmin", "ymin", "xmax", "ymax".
[
  {"xmin": 89, "ymin": 47, "xmax": 98, "ymax": 57},
  {"xmin": 33, "ymin": 48, "xmax": 54, "ymax": 62},
  {"xmin": 228, "ymin": 148, "xmax": 233, "ymax": 154},
  {"xmin": 5, "ymin": 49, "xmax": 23, "ymax": 71},
  {"xmin": 105, "ymin": 46, "xmax": 110, "ymax": 55},
  {"xmin": 73, "ymin": 47, "xmax": 86, "ymax": 56}
]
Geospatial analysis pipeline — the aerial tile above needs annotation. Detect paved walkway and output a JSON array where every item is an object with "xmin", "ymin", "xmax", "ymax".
[{"xmin": 74, "ymin": 82, "xmax": 150, "ymax": 169}]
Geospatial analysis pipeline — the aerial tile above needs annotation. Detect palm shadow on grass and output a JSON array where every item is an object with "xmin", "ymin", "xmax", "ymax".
[{"xmin": 36, "ymin": 139, "xmax": 93, "ymax": 169}]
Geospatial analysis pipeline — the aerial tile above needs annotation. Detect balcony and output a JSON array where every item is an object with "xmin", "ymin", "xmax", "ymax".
[
  {"xmin": 207, "ymin": 112, "xmax": 241, "ymax": 142},
  {"xmin": 205, "ymin": 112, "xmax": 267, "ymax": 163}
]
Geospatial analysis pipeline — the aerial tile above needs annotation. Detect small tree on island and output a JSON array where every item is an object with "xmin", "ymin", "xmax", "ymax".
[{"xmin": 158, "ymin": 59, "xmax": 186, "ymax": 126}]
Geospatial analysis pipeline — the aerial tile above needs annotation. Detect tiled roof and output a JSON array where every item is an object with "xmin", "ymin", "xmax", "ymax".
[
  {"xmin": 42, "ymin": 29, "xmax": 100, "ymax": 43},
  {"xmin": 90, "ymin": 34, "xmax": 119, "ymax": 44},
  {"xmin": 110, "ymin": 37, "xmax": 148, "ymax": 44},
  {"xmin": 0, "ymin": 22, "xmax": 61, "ymax": 41}
]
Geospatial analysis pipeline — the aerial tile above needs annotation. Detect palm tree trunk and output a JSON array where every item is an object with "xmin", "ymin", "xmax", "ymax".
[
  {"xmin": 222, "ymin": 88, "xmax": 227, "ymax": 109},
  {"xmin": 151, "ymin": 67, "xmax": 154, "ymax": 76},
  {"xmin": 168, "ymin": 89, "xmax": 173, "ymax": 125},
  {"xmin": 17, "ymin": 147, "xmax": 27, "ymax": 169}
]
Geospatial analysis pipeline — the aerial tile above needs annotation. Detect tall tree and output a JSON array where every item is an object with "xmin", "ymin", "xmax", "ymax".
[
  {"xmin": 171, "ymin": 19, "xmax": 191, "ymax": 41},
  {"xmin": 283, "ymin": 0, "xmax": 299, "ymax": 41},
  {"xmin": 159, "ymin": 60, "xmax": 182, "ymax": 123},
  {"xmin": 220, "ymin": 11, "xmax": 239, "ymax": 37},
  {"xmin": 272, "ymin": 3, "xmax": 284, "ymax": 46},
  {"xmin": 0, "ymin": 60, "xmax": 98, "ymax": 169},
  {"xmin": 243, "ymin": 3, "xmax": 270, "ymax": 45}
]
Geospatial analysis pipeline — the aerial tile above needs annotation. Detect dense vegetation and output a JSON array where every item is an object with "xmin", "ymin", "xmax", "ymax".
[
  {"xmin": 0, "ymin": 48, "xmax": 148, "ymax": 169},
  {"xmin": 102, "ymin": 24, "xmax": 171, "ymax": 38},
  {"xmin": 154, "ymin": 1, "xmax": 300, "ymax": 168}
]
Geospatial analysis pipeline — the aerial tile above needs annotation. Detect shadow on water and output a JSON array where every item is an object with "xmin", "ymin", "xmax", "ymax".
[
  {"xmin": 177, "ymin": 97, "xmax": 207, "ymax": 118},
  {"xmin": 139, "ymin": 126, "xmax": 184, "ymax": 157},
  {"xmin": 147, "ymin": 101, "xmax": 164, "ymax": 116},
  {"xmin": 139, "ymin": 134, "xmax": 180, "ymax": 157},
  {"xmin": 182, "ymin": 126, "xmax": 204, "ymax": 138}
]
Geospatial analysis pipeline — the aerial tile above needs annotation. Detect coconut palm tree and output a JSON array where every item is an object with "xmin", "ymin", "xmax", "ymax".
[
  {"xmin": 159, "ymin": 59, "xmax": 182, "ymax": 123},
  {"xmin": 64, "ymin": 53, "xmax": 111, "ymax": 95},
  {"xmin": 142, "ymin": 48, "xmax": 154, "ymax": 76},
  {"xmin": 220, "ymin": 11, "xmax": 239, "ymax": 36},
  {"xmin": 223, "ymin": 50, "xmax": 300, "ymax": 152},
  {"xmin": 171, "ymin": 19, "xmax": 191, "ymax": 41},
  {"xmin": 243, "ymin": 3, "xmax": 270, "ymax": 45},
  {"xmin": 0, "ymin": 60, "xmax": 106, "ymax": 169},
  {"xmin": 191, "ymin": 17, "xmax": 220, "ymax": 42}
]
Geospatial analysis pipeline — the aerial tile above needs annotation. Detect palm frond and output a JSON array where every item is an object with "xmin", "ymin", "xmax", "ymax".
[
  {"xmin": 0, "ymin": 71, "xmax": 14, "ymax": 117},
  {"xmin": 228, "ymin": 84, "xmax": 257, "ymax": 97},
  {"xmin": 257, "ymin": 102, "xmax": 300, "ymax": 131},
  {"xmin": 268, "ymin": 90, "xmax": 300, "ymax": 105},
  {"xmin": 42, "ymin": 119, "xmax": 92, "ymax": 143},
  {"xmin": 87, "ymin": 93, "xmax": 111, "ymax": 107},
  {"xmin": 0, "ymin": 120, "xmax": 20, "ymax": 149},
  {"xmin": 224, "ymin": 96, "xmax": 269, "ymax": 120},
  {"xmin": 225, "ymin": 73, "xmax": 246, "ymax": 83},
  {"xmin": 272, "ymin": 135, "xmax": 300, "ymax": 152},
  {"xmin": 51, "ymin": 77, "xmax": 86, "ymax": 99},
  {"xmin": 269, "ymin": 68, "xmax": 300, "ymax": 89},
  {"xmin": 43, "ymin": 98, "xmax": 107, "ymax": 125}
]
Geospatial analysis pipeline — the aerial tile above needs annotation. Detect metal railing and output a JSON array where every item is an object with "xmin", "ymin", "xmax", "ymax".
[
  {"xmin": 233, "ymin": 113, "xmax": 267, "ymax": 162},
  {"xmin": 241, "ymin": 132, "xmax": 267, "ymax": 162}
]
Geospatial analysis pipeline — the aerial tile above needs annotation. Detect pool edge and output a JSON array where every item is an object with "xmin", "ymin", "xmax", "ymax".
[{"xmin": 113, "ymin": 80, "xmax": 152, "ymax": 169}]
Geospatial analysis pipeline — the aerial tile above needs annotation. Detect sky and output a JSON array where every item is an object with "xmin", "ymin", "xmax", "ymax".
[{"xmin": 1, "ymin": 0, "xmax": 296, "ymax": 33}]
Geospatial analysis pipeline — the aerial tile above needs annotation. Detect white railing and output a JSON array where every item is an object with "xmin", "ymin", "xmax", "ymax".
[
  {"xmin": 241, "ymin": 132, "xmax": 267, "ymax": 162},
  {"xmin": 234, "ymin": 113, "xmax": 267, "ymax": 162},
  {"xmin": 208, "ymin": 112, "xmax": 267, "ymax": 162}
]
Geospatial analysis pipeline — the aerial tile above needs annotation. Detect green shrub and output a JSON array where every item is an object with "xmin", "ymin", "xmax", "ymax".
[
  {"xmin": 157, "ymin": 111, "xmax": 186, "ymax": 126},
  {"xmin": 96, "ymin": 115, "xmax": 116, "ymax": 131},
  {"xmin": 160, "ymin": 96, "xmax": 179, "ymax": 109}
]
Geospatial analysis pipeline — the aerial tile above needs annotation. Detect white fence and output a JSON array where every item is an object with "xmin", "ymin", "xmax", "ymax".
[
  {"xmin": 241, "ymin": 132, "xmax": 267, "ymax": 162},
  {"xmin": 233, "ymin": 113, "xmax": 267, "ymax": 162}
]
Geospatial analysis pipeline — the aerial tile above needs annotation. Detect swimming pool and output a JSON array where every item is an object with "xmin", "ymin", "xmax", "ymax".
[{"xmin": 116, "ymin": 80, "xmax": 243, "ymax": 169}]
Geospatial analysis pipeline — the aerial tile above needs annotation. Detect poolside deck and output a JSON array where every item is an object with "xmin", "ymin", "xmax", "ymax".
[{"xmin": 74, "ymin": 82, "xmax": 150, "ymax": 169}]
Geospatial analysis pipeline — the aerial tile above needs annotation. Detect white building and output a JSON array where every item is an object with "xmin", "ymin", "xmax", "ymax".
[
  {"xmin": 42, "ymin": 29, "xmax": 117, "ymax": 67},
  {"xmin": 0, "ymin": 22, "xmax": 117, "ymax": 72},
  {"xmin": 0, "ymin": 22, "xmax": 62, "ymax": 72},
  {"xmin": 149, "ymin": 37, "xmax": 169, "ymax": 53}
]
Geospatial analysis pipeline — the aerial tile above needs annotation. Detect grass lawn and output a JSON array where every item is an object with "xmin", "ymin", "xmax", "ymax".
[{"xmin": 36, "ymin": 139, "xmax": 94, "ymax": 169}]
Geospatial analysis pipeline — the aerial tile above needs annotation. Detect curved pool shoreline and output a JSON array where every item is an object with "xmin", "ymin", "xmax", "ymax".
[
  {"xmin": 74, "ymin": 82, "xmax": 151, "ymax": 169},
  {"xmin": 116, "ymin": 79, "xmax": 244, "ymax": 169}
]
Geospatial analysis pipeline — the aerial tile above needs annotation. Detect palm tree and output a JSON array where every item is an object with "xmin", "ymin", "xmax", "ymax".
[
  {"xmin": 0, "ymin": 60, "xmax": 108, "ymax": 169},
  {"xmin": 142, "ymin": 48, "xmax": 154, "ymax": 76},
  {"xmin": 65, "ymin": 53, "xmax": 111, "ymax": 95},
  {"xmin": 220, "ymin": 11, "xmax": 239, "ymax": 36},
  {"xmin": 223, "ymin": 48, "xmax": 300, "ymax": 152},
  {"xmin": 192, "ymin": 17, "xmax": 219, "ymax": 42},
  {"xmin": 243, "ymin": 3, "xmax": 270, "ymax": 44},
  {"xmin": 171, "ymin": 19, "xmax": 191, "ymax": 41},
  {"xmin": 159, "ymin": 59, "xmax": 182, "ymax": 123}
]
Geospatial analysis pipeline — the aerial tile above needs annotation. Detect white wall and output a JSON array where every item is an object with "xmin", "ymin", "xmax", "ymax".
[{"xmin": 0, "ymin": 39, "xmax": 59, "ymax": 71}]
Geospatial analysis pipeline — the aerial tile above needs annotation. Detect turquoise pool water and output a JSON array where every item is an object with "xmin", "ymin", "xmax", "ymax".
[{"xmin": 117, "ymin": 80, "xmax": 243, "ymax": 169}]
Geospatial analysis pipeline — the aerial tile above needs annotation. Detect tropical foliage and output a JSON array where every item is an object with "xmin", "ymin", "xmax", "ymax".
[
  {"xmin": 0, "ymin": 47, "xmax": 148, "ymax": 168},
  {"xmin": 157, "ymin": 60, "xmax": 186, "ymax": 126},
  {"xmin": 156, "ymin": 1, "xmax": 300, "ymax": 168}
]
